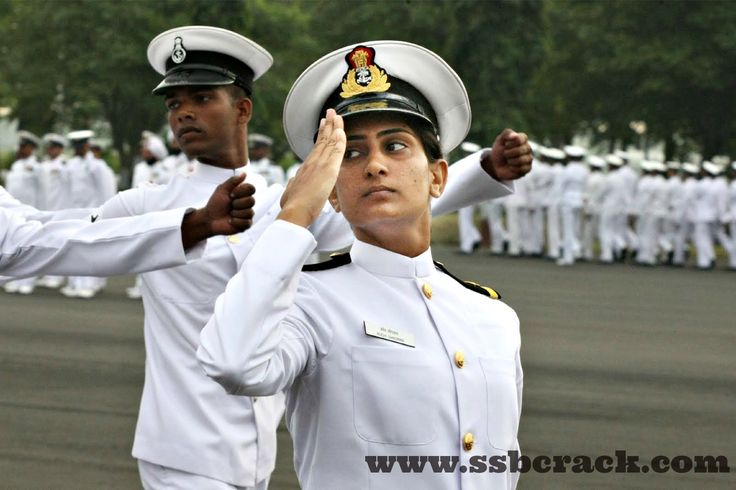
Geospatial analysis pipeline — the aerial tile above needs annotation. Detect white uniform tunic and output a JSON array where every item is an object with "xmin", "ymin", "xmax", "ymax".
[
  {"xmin": 198, "ymin": 220, "xmax": 522, "ymax": 490},
  {"xmin": 40, "ymin": 156, "xmax": 70, "ymax": 211},
  {"xmin": 5, "ymin": 156, "xmax": 42, "ymax": 208},
  {"xmin": 65, "ymin": 152, "xmax": 117, "ymax": 207},
  {"xmin": 0, "ymin": 207, "xmax": 200, "ymax": 277},
  {"xmin": 96, "ymin": 157, "xmax": 514, "ymax": 487}
]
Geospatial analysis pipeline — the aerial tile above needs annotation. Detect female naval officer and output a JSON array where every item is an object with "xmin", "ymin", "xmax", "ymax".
[{"xmin": 198, "ymin": 41, "xmax": 523, "ymax": 490}]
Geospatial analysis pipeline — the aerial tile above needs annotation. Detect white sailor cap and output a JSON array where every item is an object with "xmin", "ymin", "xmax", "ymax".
[
  {"xmin": 605, "ymin": 154, "xmax": 624, "ymax": 167},
  {"xmin": 147, "ymin": 26, "xmax": 273, "ymax": 96},
  {"xmin": 460, "ymin": 141, "xmax": 482, "ymax": 154},
  {"xmin": 541, "ymin": 147, "xmax": 566, "ymax": 161},
  {"xmin": 586, "ymin": 155, "xmax": 606, "ymax": 168},
  {"xmin": 682, "ymin": 162, "xmax": 700, "ymax": 175},
  {"xmin": 703, "ymin": 161, "xmax": 722, "ymax": 176},
  {"xmin": 614, "ymin": 150, "xmax": 630, "ymax": 162},
  {"xmin": 43, "ymin": 133, "xmax": 67, "ymax": 147},
  {"xmin": 651, "ymin": 160, "xmax": 667, "ymax": 173},
  {"xmin": 283, "ymin": 40, "xmax": 471, "ymax": 161},
  {"xmin": 731, "ymin": 161, "xmax": 736, "ymax": 171},
  {"xmin": 141, "ymin": 131, "xmax": 168, "ymax": 161},
  {"xmin": 89, "ymin": 139, "xmax": 105, "ymax": 150},
  {"xmin": 248, "ymin": 133, "xmax": 274, "ymax": 148},
  {"xmin": 564, "ymin": 145, "xmax": 586, "ymax": 159},
  {"xmin": 666, "ymin": 161, "xmax": 681, "ymax": 170},
  {"xmin": 17, "ymin": 130, "xmax": 41, "ymax": 147},
  {"xmin": 66, "ymin": 129, "xmax": 95, "ymax": 143}
]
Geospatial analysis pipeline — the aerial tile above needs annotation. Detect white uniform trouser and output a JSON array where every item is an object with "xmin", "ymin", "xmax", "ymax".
[
  {"xmin": 713, "ymin": 222, "xmax": 733, "ymax": 264},
  {"xmin": 138, "ymin": 460, "xmax": 269, "ymax": 490},
  {"xmin": 598, "ymin": 210, "xmax": 618, "ymax": 262},
  {"xmin": 582, "ymin": 212, "xmax": 599, "ymax": 260},
  {"xmin": 529, "ymin": 207, "xmax": 545, "ymax": 255},
  {"xmin": 560, "ymin": 203, "xmax": 582, "ymax": 263},
  {"xmin": 547, "ymin": 202, "xmax": 561, "ymax": 258},
  {"xmin": 636, "ymin": 214, "xmax": 660, "ymax": 265},
  {"xmin": 482, "ymin": 200, "xmax": 507, "ymax": 253},
  {"xmin": 457, "ymin": 205, "xmax": 482, "ymax": 253},
  {"xmin": 505, "ymin": 204, "xmax": 523, "ymax": 255},
  {"xmin": 624, "ymin": 215, "xmax": 639, "ymax": 251},
  {"xmin": 693, "ymin": 221, "xmax": 715, "ymax": 268},
  {"xmin": 672, "ymin": 221, "xmax": 693, "ymax": 265},
  {"xmin": 661, "ymin": 218, "xmax": 677, "ymax": 253}
]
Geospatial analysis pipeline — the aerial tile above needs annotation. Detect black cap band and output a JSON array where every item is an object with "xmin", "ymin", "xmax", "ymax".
[{"xmin": 155, "ymin": 50, "xmax": 255, "ymax": 95}]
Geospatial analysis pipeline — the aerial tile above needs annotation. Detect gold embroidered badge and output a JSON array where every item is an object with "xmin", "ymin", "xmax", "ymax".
[{"xmin": 340, "ymin": 46, "xmax": 391, "ymax": 99}]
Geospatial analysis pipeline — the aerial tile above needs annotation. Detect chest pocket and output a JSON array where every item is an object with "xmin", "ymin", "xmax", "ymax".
[
  {"xmin": 352, "ymin": 346, "xmax": 438, "ymax": 445},
  {"xmin": 480, "ymin": 357, "xmax": 520, "ymax": 450}
]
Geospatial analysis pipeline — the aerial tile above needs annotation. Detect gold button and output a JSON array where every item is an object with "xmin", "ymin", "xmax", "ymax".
[
  {"xmin": 454, "ymin": 351, "xmax": 465, "ymax": 368},
  {"xmin": 422, "ymin": 283, "xmax": 432, "ymax": 299},
  {"xmin": 228, "ymin": 235, "xmax": 241, "ymax": 244},
  {"xmin": 463, "ymin": 432, "xmax": 474, "ymax": 452}
]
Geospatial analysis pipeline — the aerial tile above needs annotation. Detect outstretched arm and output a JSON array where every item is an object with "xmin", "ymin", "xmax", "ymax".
[{"xmin": 0, "ymin": 174, "xmax": 255, "ymax": 277}]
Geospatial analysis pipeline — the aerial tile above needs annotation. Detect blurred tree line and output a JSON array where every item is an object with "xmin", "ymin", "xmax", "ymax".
[{"xmin": 0, "ymin": 0, "xmax": 734, "ymax": 183}]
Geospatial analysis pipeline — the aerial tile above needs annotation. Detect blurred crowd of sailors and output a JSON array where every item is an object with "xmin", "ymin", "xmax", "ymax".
[{"xmin": 458, "ymin": 145, "xmax": 736, "ymax": 271}]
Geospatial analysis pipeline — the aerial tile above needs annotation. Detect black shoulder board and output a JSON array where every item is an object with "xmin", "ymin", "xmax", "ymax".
[
  {"xmin": 433, "ymin": 260, "xmax": 501, "ymax": 299},
  {"xmin": 302, "ymin": 252, "xmax": 352, "ymax": 272}
]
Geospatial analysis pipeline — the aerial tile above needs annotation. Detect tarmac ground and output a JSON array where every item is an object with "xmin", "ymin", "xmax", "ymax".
[{"xmin": 1, "ymin": 248, "xmax": 734, "ymax": 489}]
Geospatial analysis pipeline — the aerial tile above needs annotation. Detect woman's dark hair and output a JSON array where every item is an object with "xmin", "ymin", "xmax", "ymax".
[{"xmin": 406, "ymin": 117, "xmax": 443, "ymax": 163}]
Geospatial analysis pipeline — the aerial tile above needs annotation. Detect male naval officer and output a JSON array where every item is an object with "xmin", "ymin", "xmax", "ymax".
[
  {"xmin": 93, "ymin": 25, "xmax": 531, "ymax": 490},
  {"xmin": 1, "ymin": 174, "xmax": 253, "ymax": 278},
  {"xmin": 3, "ymin": 131, "xmax": 44, "ymax": 293}
]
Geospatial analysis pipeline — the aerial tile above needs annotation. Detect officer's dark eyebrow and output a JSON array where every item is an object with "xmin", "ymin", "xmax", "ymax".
[{"xmin": 346, "ymin": 128, "xmax": 411, "ymax": 141}]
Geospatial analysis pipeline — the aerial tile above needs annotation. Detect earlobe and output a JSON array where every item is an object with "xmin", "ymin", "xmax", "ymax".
[
  {"xmin": 239, "ymin": 98, "xmax": 253, "ymax": 124},
  {"xmin": 429, "ymin": 160, "xmax": 448, "ymax": 198}
]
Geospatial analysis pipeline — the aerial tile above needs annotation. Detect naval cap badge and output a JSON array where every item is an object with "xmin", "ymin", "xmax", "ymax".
[
  {"xmin": 171, "ymin": 36, "xmax": 186, "ymax": 64},
  {"xmin": 340, "ymin": 45, "xmax": 391, "ymax": 99}
]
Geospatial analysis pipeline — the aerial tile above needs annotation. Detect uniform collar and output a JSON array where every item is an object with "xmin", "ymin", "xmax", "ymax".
[
  {"xmin": 351, "ymin": 239, "xmax": 435, "ymax": 278},
  {"xmin": 192, "ymin": 161, "xmax": 248, "ymax": 183}
]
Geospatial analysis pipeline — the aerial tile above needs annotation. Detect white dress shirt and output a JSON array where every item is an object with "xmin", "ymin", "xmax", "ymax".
[
  {"xmin": 559, "ymin": 162, "xmax": 589, "ymax": 207},
  {"xmin": 199, "ymin": 220, "xmax": 522, "ymax": 490}
]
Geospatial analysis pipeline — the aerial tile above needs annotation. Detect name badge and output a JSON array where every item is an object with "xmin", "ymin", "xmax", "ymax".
[{"xmin": 363, "ymin": 321, "xmax": 415, "ymax": 348}]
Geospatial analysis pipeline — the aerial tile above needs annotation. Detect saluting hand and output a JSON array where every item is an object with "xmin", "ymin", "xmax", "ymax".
[
  {"xmin": 278, "ymin": 109, "xmax": 346, "ymax": 228},
  {"xmin": 181, "ymin": 174, "xmax": 256, "ymax": 249},
  {"xmin": 481, "ymin": 129, "xmax": 533, "ymax": 181}
]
